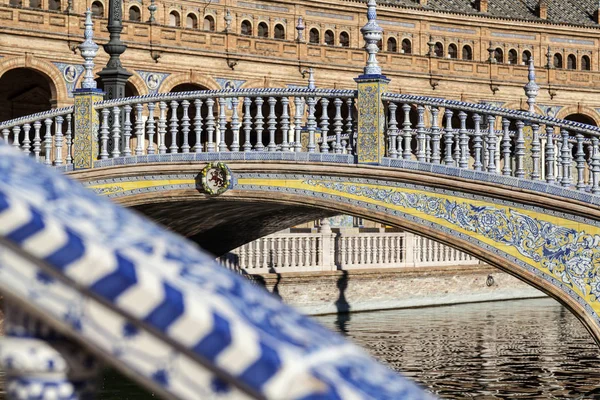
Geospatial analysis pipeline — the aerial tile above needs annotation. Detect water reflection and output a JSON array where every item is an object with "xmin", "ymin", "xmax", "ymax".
[
  {"xmin": 2, "ymin": 298, "xmax": 598, "ymax": 399},
  {"xmin": 316, "ymin": 298, "xmax": 600, "ymax": 399}
]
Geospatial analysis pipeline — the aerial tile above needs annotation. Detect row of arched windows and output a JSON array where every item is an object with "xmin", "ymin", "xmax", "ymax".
[
  {"xmin": 9, "ymin": 0, "xmax": 61, "ymax": 10},
  {"xmin": 240, "ymin": 20, "xmax": 286, "ymax": 39},
  {"xmin": 432, "ymin": 42, "xmax": 474, "ymax": 60},
  {"xmin": 491, "ymin": 48, "xmax": 531, "ymax": 65},
  {"xmin": 552, "ymin": 53, "xmax": 591, "ymax": 70},
  {"xmin": 384, "ymin": 38, "xmax": 412, "ymax": 54},
  {"xmin": 166, "ymin": 11, "xmax": 215, "ymax": 30}
]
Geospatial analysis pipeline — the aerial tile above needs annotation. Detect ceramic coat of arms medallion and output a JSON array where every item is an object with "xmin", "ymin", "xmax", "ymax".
[{"xmin": 200, "ymin": 162, "xmax": 232, "ymax": 195}]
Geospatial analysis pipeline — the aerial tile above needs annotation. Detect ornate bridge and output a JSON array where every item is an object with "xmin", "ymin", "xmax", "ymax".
[{"xmin": 2, "ymin": 2, "xmax": 600, "ymax": 398}]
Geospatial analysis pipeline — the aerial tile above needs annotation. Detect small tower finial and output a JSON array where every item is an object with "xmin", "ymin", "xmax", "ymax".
[
  {"xmin": 224, "ymin": 9, "xmax": 232, "ymax": 32},
  {"xmin": 360, "ymin": 0, "xmax": 383, "ymax": 76},
  {"xmin": 148, "ymin": 0, "xmax": 157, "ymax": 23},
  {"xmin": 296, "ymin": 17, "xmax": 305, "ymax": 42},
  {"xmin": 79, "ymin": 9, "xmax": 99, "ymax": 90},
  {"xmin": 524, "ymin": 58, "xmax": 539, "ymax": 113}
]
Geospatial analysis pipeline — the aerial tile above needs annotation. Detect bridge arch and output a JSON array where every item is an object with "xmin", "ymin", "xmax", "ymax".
[{"xmin": 75, "ymin": 160, "xmax": 600, "ymax": 344}]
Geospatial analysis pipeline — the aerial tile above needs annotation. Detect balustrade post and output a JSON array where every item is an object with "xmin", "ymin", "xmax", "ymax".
[
  {"xmin": 319, "ymin": 219, "xmax": 336, "ymax": 270},
  {"xmin": 72, "ymin": 9, "xmax": 103, "ymax": 170},
  {"xmin": 355, "ymin": 0, "xmax": 389, "ymax": 164}
]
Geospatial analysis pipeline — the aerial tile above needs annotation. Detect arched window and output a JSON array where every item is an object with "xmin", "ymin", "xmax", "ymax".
[
  {"xmin": 387, "ymin": 37, "xmax": 397, "ymax": 52},
  {"xmin": 186, "ymin": 13, "xmax": 198, "ymax": 29},
  {"xmin": 309, "ymin": 28, "xmax": 319, "ymax": 44},
  {"xmin": 169, "ymin": 11, "xmax": 180, "ymax": 27},
  {"xmin": 324, "ymin": 30, "xmax": 334, "ymax": 45},
  {"xmin": 91, "ymin": 1, "xmax": 104, "ymax": 17},
  {"xmin": 582, "ymin": 55, "xmax": 591, "ymax": 71},
  {"xmin": 240, "ymin": 20, "xmax": 252, "ymax": 35},
  {"xmin": 508, "ymin": 49, "xmax": 517, "ymax": 64},
  {"xmin": 462, "ymin": 45, "xmax": 473, "ymax": 60},
  {"xmin": 434, "ymin": 42, "xmax": 444, "ymax": 57},
  {"xmin": 494, "ymin": 48, "xmax": 504, "ymax": 63},
  {"xmin": 377, "ymin": 39, "xmax": 382, "ymax": 50},
  {"xmin": 448, "ymin": 43, "xmax": 458, "ymax": 59},
  {"xmin": 274, "ymin": 24, "xmax": 285, "ymax": 39},
  {"xmin": 29, "ymin": 0, "xmax": 41, "ymax": 8},
  {"xmin": 567, "ymin": 54, "xmax": 577, "ymax": 70},
  {"xmin": 9, "ymin": 0, "xmax": 21, "ymax": 6},
  {"xmin": 203, "ymin": 15, "xmax": 215, "ymax": 31},
  {"xmin": 522, "ymin": 50, "xmax": 531, "ymax": 65},
  {"xmin": 339, "ymin": 32, "xmax": 350, "ymax": 47},
  {"xmin": 553, "ymin": 53, "xmax": 563, "ymax": 68},
  {"xmin": 401, "ymin": 39, "xmax": 412, "ymax": 54},
  {"xmin": 258, "ymin": 22, "xmax": 269, "ymax": 38},
  {"xmin": 128, "ymin": 6, "xmax": 141, "ymax": 22},
  {"xmin": 48, "ymin": 0, "xmax": 60, "ymax": 10}
]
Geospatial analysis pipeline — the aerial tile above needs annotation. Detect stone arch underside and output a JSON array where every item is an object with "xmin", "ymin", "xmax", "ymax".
[{"xmin": 72, "ymin": 161, "xmax": 600, "ymax": 344}]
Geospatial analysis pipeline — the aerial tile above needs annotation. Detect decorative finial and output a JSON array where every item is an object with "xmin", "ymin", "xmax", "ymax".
[
  {"xmin": 307, "ymin": 68, "xmax": 315, "ymax": 90},
  {"xmin": 148, "ymin": 0, "xmax": 157, "ymax": 23},
  {"xmin": 296, "ymin": 17, "xmax": 305, "ymax": 42},
  {"xmin": 524, "ymin": 58, "xmax": 539, "ymax": 113},
  {"xmin": 224, "ymin": 9, "xmax": 232, "ymax": 32},
  {"xmin": 79, "ymin": 9, "xmax": 98, "ymax": 89},
  {"xmin": 360, "ymin": 0, "xmax": 383, "ymax": 75},
  {"xmin": 66, "ymin": 0, "xmax": 73, "ymax": 13},
  {"xmin": 546, "ymin": 46, "xmax": 553, "ymax": 68}
]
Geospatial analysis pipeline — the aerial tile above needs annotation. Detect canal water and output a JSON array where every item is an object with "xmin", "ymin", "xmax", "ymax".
[{"xmin": 2, "ymin": 298, "xmax": 599, "ymax": 398}]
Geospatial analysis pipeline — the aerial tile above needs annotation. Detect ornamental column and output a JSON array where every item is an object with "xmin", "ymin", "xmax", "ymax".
[{"xmin": 355, "ymin": 0, "xmax": 389, "ymax": 165}]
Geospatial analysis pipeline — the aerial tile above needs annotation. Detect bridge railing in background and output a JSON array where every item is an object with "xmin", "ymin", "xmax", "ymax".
[
  {"xmin": 220, "ymin": 230, "xmax": 480, "ymax": 273},
  {"xmin": 382, "ymin": 93, "xmax": 600, "ymax": 193},
  {"xmin": 0, "ymin": 107, "xmax": 74, "ymax": 166}
]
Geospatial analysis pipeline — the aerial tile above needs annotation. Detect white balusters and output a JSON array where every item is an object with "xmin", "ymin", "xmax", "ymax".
[
  {"xmin": 545, "ymin": 124, "xmax": 556, "ymax": 184},
  {"xmin": 431, "ymin": 107, "xmax": 441, "ymax": 164},
  {"xmin": 123, "ymin": 105, "xmax": 133, "ymax": 156},
  {"xmin": 12, "ymin": 126, "xmax": 20, "ymax": 150},
  {"xmin": 254, "ymin": 97, "xmax": 264, "ymax": 151},
  {"xmin": 43, "ymin": 118, "xmax": 53, "ymax": 165},
  {"xmin": 486, "ymin": 115, "xmax": 497, "ymax": 173},
  {"xmin": 294, "ymin": 97, "xmax": 303, "ymax": 152},
  {"xmin": 501, "ymin": 118, "xmax": 511, "ymax": 176},
  {"xmin": 54, "ymin": 116, "xmax": 64, "ymax": 165},
  {"xmin": 515, "ymin": 121, "xmax": 525, "ymax": 178},
  {"xmin": 458, "ymin": 111, "xmax": 469, "ymax": 168},
  {"xmin": 531, "ymin": 124, "xmax": 541, "ymax": 180},
  {"xmin": 560, "ymin": 129, "xmax": 572, "ymax": 187},
  {"xmin": 472, "ymin": 113, "xmax": 483, "ymax": 171},
  {"xmin": 65, "ymin": 115, "xmax": 72, "ymax": 163},
  {"xmin": 416, "ymin": 105, "xmax": 426, "ymax": 162},
  {"xmin": 22, "ymin": 123, "xmax": 31, "ymax": 155},
  {"xmin": 33, "ymin": 120, "xmax": 42, "ymax": 161},
  {"xmin": 146, "ymin": 103, "xmax": 156, "ymax": 155},
  {"xmin": 181, "ymin": 100, "xmax": 191, "ymax": 153},
  {"xmin": 192, "ymin": 99, "xmax": 203, "ymax": 153},
  {"xmin": 333, "ymin": 98, "xmax": 343, "ymax": 154},
  {"xmin": 320, "ymin": 98, "xmax": 330, "ymax": 153},
  {"xmin": 306, "ymin": 96, "xmax": 317, "ymax": 153},
  {"xmin": 444, "ymin": 109, "xmax": 454, "ymax": 165},
  {"xmin": 157, "ymin": 102, "xmax": 167, "ymax": 154},
  {"xmin": 243, "ymin": 97, "xmax": 252, "ymax": 151},
  {"xmin": 280, "ymin": 97, "xmax": 290, "ymax": 152},
  {"xmin": 231, "ymin": 97, "xmax": 241, "ymax": 152},
  {"xmin": 218, "ymin": 98, "xmax": 227, "ymax": 152},
  {"xmin": 575, "ymin": 133, "xmax": 586, "ymax": 191},
  {"xmin": 267, "ymin": 97, "xmax": 277, "ymax": 151},
  {"xmin": 111, "ymin": 107, "xmax": 121, "ymax": 158},
  {"xmin": 402, "ymin": 104, "xmax": 412, "ymax": 160},
  {"xmin": 169, "ymin": 101, "xmax": 179, "ymax": 153}
]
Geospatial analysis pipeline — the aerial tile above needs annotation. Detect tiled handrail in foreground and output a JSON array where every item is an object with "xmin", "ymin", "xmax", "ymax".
[{"xmin": 0, "ymin": 144, "xmax": 433, "ymax": 399}]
